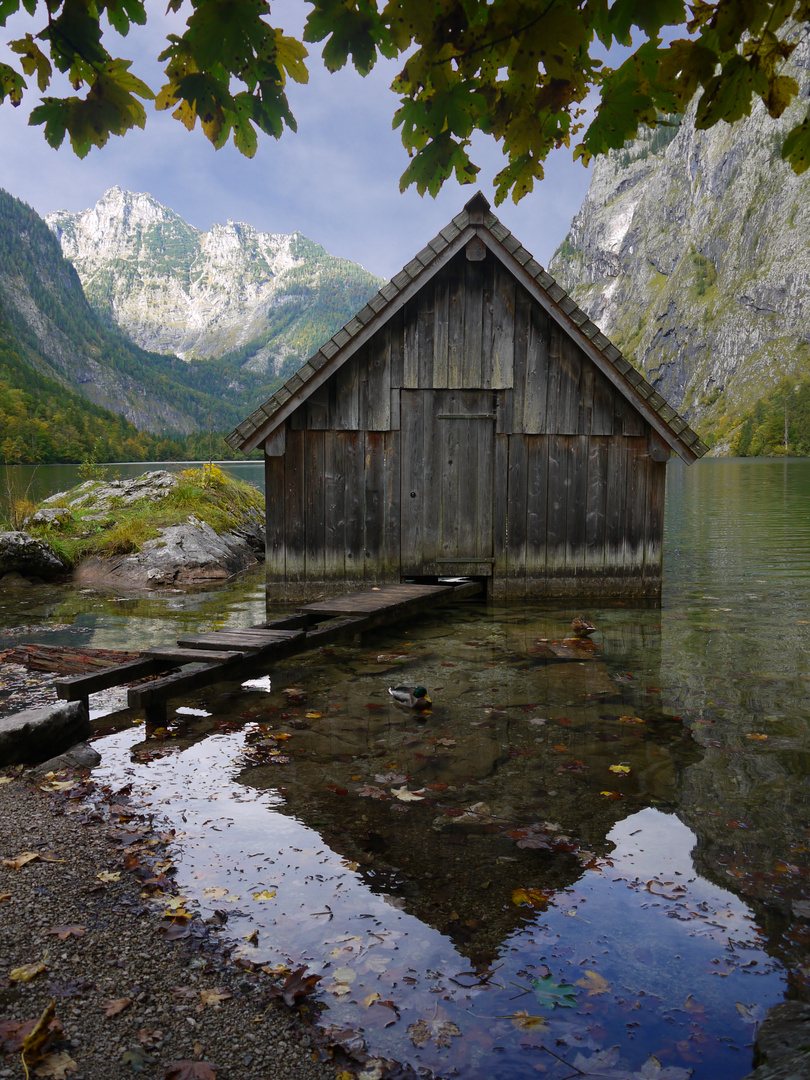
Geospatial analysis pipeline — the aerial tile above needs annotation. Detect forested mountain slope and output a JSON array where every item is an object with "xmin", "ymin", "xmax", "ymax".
[
  {"xmin": 0, "ymin": 188, "xmax": 272, "ymax": 437},
  {"xmin": 549, "ymin": 32, "xmax": 810, "ymax": 450},
  {"xmin": 47, "ymin": 188, "xmax": 384, "ymax": 380}
]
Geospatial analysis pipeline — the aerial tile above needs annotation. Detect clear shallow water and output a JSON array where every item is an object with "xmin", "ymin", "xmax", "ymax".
[{"xmin": 4, "ymin": 458, "xmax": 810, "ymax": 1079}]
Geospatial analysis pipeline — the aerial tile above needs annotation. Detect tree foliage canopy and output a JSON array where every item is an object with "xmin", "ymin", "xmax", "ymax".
[{"xmin": 1, "ymin": 0, "xmax": 809, "ymax": 204}]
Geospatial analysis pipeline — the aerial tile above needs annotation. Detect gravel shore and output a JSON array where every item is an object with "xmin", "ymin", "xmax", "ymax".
[{"xmin": 0, "ymin": 768, "xmax": 342, "ymax": 1080}]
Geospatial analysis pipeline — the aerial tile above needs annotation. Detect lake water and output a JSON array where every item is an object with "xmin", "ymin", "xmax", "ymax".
[{"xmin": 2, "ymin": 458, "xmax": 810, "ymax": 1080}]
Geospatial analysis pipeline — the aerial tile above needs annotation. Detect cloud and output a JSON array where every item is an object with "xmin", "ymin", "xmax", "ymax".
[{"xmin": 0, "ymin": 5, "xmax": 592, "ymax": 278}]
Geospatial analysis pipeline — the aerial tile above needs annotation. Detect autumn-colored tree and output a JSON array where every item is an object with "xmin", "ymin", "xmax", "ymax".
[{"xmin": 1, "ymin": 0, "xmax": 809, "ymax": 204}]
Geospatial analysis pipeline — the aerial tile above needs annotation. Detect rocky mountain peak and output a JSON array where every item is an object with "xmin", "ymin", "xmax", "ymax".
[{"xmin": 45, "ymin": 191, "xmax": 383, "ymax": 373}]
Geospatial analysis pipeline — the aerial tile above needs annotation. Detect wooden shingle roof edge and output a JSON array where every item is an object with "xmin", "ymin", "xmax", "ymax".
[{"xmin": 225, "ymin": 191, "xmax": 709, "ymax": 463}]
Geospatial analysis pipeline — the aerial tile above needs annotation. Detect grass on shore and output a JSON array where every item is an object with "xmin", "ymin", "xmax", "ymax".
[{"xmin": 4, "ymin": 464, "xmax": 264, "ymax": 568}]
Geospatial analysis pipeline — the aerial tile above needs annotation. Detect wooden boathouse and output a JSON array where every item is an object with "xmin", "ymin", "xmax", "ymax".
[{"xmin": 226, "ymin": 193, "xmax": 708, "ymax": 600}]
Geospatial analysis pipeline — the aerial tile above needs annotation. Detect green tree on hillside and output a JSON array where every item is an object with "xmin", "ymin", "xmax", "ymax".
[{"xmin": 0, "ymin": 1, "xmax": 808, "ymax": 205}]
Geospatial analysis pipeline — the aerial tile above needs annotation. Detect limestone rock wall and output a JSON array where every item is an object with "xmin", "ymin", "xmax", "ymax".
[{"xmin": 549, "ymin": 33, "xmax": 810, "ymax": 448}]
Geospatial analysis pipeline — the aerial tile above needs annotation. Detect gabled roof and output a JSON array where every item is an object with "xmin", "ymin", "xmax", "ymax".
[{"xmin": 226, "ymin": 192, "xmax": 709, "ymax": 463}]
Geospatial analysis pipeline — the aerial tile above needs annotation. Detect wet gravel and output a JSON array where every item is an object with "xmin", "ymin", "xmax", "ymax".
[{"xmin": 0, "ymin": 771, "xmax": 342, "ymax": 1080}]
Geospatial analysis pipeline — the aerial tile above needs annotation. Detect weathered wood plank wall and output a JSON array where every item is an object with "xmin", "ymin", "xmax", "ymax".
[{"xmin": 268, "ymin": 248, "xmax": 666, "ymax": 598}]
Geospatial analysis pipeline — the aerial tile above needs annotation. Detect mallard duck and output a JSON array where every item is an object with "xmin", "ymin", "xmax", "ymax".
[
  {"xmin": 388, "ymin": 685, "xmax": 432, "ymax": 710},
  {"xmin": 571, "ymin": 615, "xmax": 597, "ymax": 638}
]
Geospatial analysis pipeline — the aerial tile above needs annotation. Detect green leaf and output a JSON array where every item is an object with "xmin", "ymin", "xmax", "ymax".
[
  {"xmin": 607, "ymin": 0, "xmax": 686, "ymax": 43},
  {"xmin": 304, "ymin": 0, "xmax": 392, "ymax": 73},
  {"xmin": 10, "ymin": 34, "xmax": 52, "ymax": 92},
  {"xmin": 398, "ymin": 133, "xmax": 478, "ymax": 197},
  {"xmin": 695, "ymin": 53, "xmax": 768, "ymax": 128},
  {"xmin": 0, "ymin": 61, "xmax": 25, "ymax": 105},
  {"xmin": 274, "ymin": 33, "xmax": 309, "ymax": 85},
  {"xmin": 530, "ymin": 975, "xmax": 578, "ymax": 1009},
  {"xmin": 782, "ymin": 114, "xmax": 810, "ymax": 175},
  {"xmin": 28, "ymin": 96, "xmax": 69, "ymax": 149},
  {"xmin": 105, "ymin": 0, "xmax": 147, "ymax": 36}
]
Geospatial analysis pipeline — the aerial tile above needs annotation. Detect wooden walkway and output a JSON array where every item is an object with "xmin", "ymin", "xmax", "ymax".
[{"xmin": 55, "ymin": 581, "xmax": 482, "ymax": 724}]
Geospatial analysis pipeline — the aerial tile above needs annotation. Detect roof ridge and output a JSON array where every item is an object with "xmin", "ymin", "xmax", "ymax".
[{"xmin": 226, "ymin": 194, "xmax": 708, "ymax": 459}]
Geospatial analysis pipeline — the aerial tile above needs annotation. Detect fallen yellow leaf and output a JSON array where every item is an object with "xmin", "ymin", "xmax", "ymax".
[
  {"xmin": 510, "ymin": 1010, "xmax": 549, "ymax": 1031},
  {"xmin": 252, "ymin": 889, "xmax": 276, "ymax": 900},
  {"xmin": 362, "ymin": 991, "xmax": 381, "ymax": 1008},
  {"xmin": 96, "ymin": 871, "xmax": 121, "ymax": 883},
  {"xmin": 10, "ymin": 959, "xmax": 47, "ymax": 982},
  {"xmin": 745, "ymin": 733, "xmax": 768, "ymax": 740},
  {"xmin": 199, "ymin": 987, "xmax": 232, "ymax": 1007},
  {"xmin": 575, "ymin": 970, "xmax": 610, "ymax": 995},
  {"xmin": 0, "ymin": 776, "xmax": 14, "ymax": 785},
  {"xmin": 22, "ymin": 998, "xmax": 56, "ymax": 1065},
  {"xmin": 608, "ymin": 764, "xmax": 631, "ymax": 774},
  {"xmin": 3, "ymin": 852, "xmax": 41, "ymax": 869},
  {"xmin": 42, "ymin": 780, "xmax": 76, "ymax": 792},
  {"xmin": 202, "ymin": 887, "xmax": 229, "ymax": 899}
]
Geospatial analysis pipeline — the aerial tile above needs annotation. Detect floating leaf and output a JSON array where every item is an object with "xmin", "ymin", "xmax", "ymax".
[
  {"xmin": 530, "ymin": 974, "xmax": 577, "ymax": 1009},
  {"xmin": 252, "ymin": 890, "xmax": 276, "ymax": 900},
  {"xmin": 391, "ymin": 786, "xmax": 425, "ymax": 802},
  {"xmin": 407, "ymin": 1018, "xmax": 461, "ymax": 1048},
  {"xmin": 510, "ymin": 1010, "xmax": 549, "ymax": 1031},
  {"xmin": 512, "ymin": 888, "xmax": 553, "ymax": 908},
  {"xmin": 202, "ymin": 887, "xmax": 229, "ymax": 900},
  {"xmin": 608, "ymin": 764, "xmax": 631, "ymax": 774},
  {"xmin": 575, "ymin": 970, "xmax": 610, "ymax": 996}
]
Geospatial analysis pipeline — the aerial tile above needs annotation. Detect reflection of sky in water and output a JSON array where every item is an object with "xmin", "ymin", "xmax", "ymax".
[
  {"xmin": 7, "ymin": 457, "xmax": 810, "ymax": 1077},
  {"xmin": 92, "ymin": 725, "xmax": 783, "ymax": 1080}
]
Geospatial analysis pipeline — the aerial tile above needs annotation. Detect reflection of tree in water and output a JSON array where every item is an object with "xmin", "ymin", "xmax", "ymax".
[{"xmin": 232, "ymin": 609, "xmax": 701, "ymax": 964}]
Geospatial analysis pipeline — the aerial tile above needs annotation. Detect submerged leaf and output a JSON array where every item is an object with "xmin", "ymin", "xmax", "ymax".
[
  {"xmin": 530, "ymin": 974, "xmax": 577, "ymax": 1009},
  {"xmin": 510, "ymin": 1010, "xmax": 549, "ymax": 1031}
]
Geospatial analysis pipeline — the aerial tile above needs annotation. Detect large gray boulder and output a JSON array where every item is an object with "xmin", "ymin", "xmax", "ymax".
[
  {"xmin": 0, "ymin": 531, "xmax": 67, "ymax": 581},
  {"xmin": 0, "ymin": 701, "xmax": 90, "ymax": 766},
  {"xmin": 742, "ymin": 1002, "xmax": 810, "ymax": 1080},
  {"xmin": 75, "ymin": 513, "xmax": 264, "ymax": 589}
]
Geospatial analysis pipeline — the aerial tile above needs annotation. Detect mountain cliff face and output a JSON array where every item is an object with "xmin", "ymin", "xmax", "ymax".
[
  {"xmin": 46, "ymin": 188, "xmax": 384, "ymax": 379},
  {"xmin": 549, "ymin": 34, "xmax": 810, "ymax": 449},
  {"xmin": 0, "ymin": 188, "xmax": 267, "ymax": 435}
]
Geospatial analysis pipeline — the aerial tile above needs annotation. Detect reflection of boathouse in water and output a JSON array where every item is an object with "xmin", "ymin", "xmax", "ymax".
[{"xmin": 227, "ymin": 192, "xmax": 708, "ymax": 601}]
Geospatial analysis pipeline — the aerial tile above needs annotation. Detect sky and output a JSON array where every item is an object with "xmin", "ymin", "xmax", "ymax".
[{"xmin": 0, "ymin": 4, "xmax": 594, "ymax": 280}]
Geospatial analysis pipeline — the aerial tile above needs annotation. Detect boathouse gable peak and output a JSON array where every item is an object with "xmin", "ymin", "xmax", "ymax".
[{"xmin": 225, "ymin": 193, "xmax": 708, "ymax": 463}]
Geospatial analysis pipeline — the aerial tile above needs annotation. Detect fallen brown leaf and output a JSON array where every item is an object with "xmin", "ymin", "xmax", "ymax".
[
  {"xmin": 33, "ymin": 1051, "xmax": 77, "ymax": 1078},
  {"xmin": 22, "ymin": 999, "xmax": 58, "ymax": 1065},
  {"xmin": 104, "ymin": 997, "xmax": 133, "ymax": 1017},
  {"xmin": 45, "ymin": 926, "xmax": 86, "ymax": 941},
  {"xmin": 199, "ymin": 988, "xmax": 232, "ymax": 1008},
  {"xmin": 165, "ymin": 1060, "xmax": 217, "ymax": 1080}
]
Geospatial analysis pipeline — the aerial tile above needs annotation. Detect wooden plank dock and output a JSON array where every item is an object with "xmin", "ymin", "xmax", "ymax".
[{"xmin": 55, "ymin": 581, "xmax": 483, "ymax": 724}]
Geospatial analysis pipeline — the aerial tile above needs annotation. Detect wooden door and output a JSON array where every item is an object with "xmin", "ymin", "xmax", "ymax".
[{"xmin": 400, "ymin": 390, "xmax": 495, "ymax": 575}]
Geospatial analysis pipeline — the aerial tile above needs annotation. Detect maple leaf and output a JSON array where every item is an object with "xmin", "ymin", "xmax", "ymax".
[
  {"xmin": 252, "ymin": 889, "xmax": 276, "ymax": 900},
  {"xmin": 104, "ymin": 997, "xmax": 132, "ymax": 1017},
  {"xmin": 165, "ymin": 1061, "xmax": 217, "ymax": 1080},
  {"xmin": 266, "ymin": 966, "xmax": 321, "ymax": 1008},
  {"xmin": 199, "ymin": 988, "xmax": 232, "ymax": 1007},
  {"xmin": 202, "ymin": 887, "xmax": 229, "ymax": 899},
  {"xmin": 530, "ymin": 974, "xmax": 577, "ymax": 1009},
  {"xmin": 46, "ymin": 926, "xmax": 86, "ymax": 940},
  {"xmin": 407, "ymin": 1018, "xmax": 461, "ymax": 1048},
  {"xmin": 575, "ymin": 970, "xmax": 610, "ymax": 996},
  {"xmin": 391, "ymin": 786, "xmax": 425, "ymax": 801}
]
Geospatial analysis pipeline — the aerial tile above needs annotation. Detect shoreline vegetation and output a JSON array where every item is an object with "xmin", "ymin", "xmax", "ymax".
[{"xmin": 1, "ymin": 464, "xmax": 264, "ymax": 570}]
